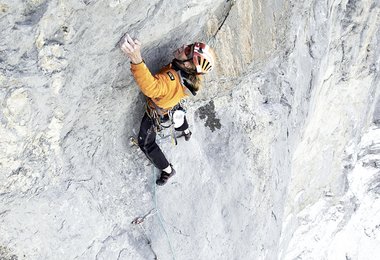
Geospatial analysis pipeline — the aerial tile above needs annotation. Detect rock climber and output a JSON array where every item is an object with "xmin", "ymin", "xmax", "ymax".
[{"xmin": 120, "ymin": 34, "xmax": 215, "ymax": 185}]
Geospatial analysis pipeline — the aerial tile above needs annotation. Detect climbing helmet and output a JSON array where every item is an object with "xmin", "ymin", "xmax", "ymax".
[{"xmin": 192, "ymin": 42, "xmax": 214, "ymax": 74}]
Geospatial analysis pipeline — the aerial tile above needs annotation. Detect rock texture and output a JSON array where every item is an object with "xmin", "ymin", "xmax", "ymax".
[{"xmin": 0, "ymin": 0, "xmax": 379, "ymax": 259}]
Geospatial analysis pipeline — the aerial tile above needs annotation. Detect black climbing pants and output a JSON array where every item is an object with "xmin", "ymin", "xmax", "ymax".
[{"xmin": 138, "ymin": 112, "xmax": 188, "ymax": 170}]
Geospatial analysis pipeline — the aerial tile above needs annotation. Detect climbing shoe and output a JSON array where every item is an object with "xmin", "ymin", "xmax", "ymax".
[
  {"xmin": 156, "ymin": 165, "xmax": 176, "ymax": 186},
  {"xmin": 184, "ymin": 130, "xmax": 192, "ymax": 141}
]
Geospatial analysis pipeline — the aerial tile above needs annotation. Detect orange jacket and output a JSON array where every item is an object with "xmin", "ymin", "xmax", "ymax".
[{"xmin": 130, "ymin": 62, "xmax": 188, "ymax": 110}]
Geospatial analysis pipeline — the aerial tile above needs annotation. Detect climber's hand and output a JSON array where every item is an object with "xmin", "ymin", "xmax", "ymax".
[{"xmin": 120, "ymin": 33, "xmax": 143, "ymax": 64}]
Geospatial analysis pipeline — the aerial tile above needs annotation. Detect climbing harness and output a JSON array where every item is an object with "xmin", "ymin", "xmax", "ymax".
[{"xmin": 145, "ymin": 98, "xmax": 187, "ymax": 145}]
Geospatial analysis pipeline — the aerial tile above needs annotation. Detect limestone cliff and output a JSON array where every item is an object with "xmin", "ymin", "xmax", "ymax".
[{"xmin": 1, "ymin": 0, "xmax": 379, "ymax": 259}]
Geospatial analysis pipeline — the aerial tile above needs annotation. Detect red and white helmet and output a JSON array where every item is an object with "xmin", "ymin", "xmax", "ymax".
[{"xmin": 192, "ymin": 42, "xmax": 214, "ymax": 75}]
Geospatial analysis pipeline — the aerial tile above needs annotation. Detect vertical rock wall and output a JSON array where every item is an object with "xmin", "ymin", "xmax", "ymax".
[
  {"xmin": 279, "ymin": 0, "xmax": 380, "ymax": 258},
  {"xmin": 1, "ymin": 0, "xmax": 379, "ymax": 259}
]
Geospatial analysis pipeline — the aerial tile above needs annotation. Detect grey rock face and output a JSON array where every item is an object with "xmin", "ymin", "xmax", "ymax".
[{"xmin": 1, "ymin": 0, "xmax": 379, "ymax": 259}]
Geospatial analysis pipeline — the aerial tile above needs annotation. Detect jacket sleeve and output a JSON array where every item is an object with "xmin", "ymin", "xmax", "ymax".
[{"xmin": 130, "ymin": 62, "xmax": 176, "ymax": 98}]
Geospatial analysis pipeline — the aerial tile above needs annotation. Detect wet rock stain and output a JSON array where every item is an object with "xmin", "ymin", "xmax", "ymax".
[{"xmin": 196, "ymin": 100, "xmax": 221, "ymax": 132}]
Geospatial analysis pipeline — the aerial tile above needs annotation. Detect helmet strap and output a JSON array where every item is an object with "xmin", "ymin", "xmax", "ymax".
[
  {"xmin": 183, "ymin": 79, "xmax": 197, "ymax": 96},
  {"xmin": 172, "ymin": 60, "xmax": 197, "ymax": 96}
]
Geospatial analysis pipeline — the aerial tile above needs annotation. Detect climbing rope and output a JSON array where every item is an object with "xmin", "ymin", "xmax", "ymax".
[
  {"xmin": 131, "ymin": 125, "xmax": 178, "ymax": 259},
  {"xmin": 152, "ymin": 166, "xmax": 176, "ymax": 260}
]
